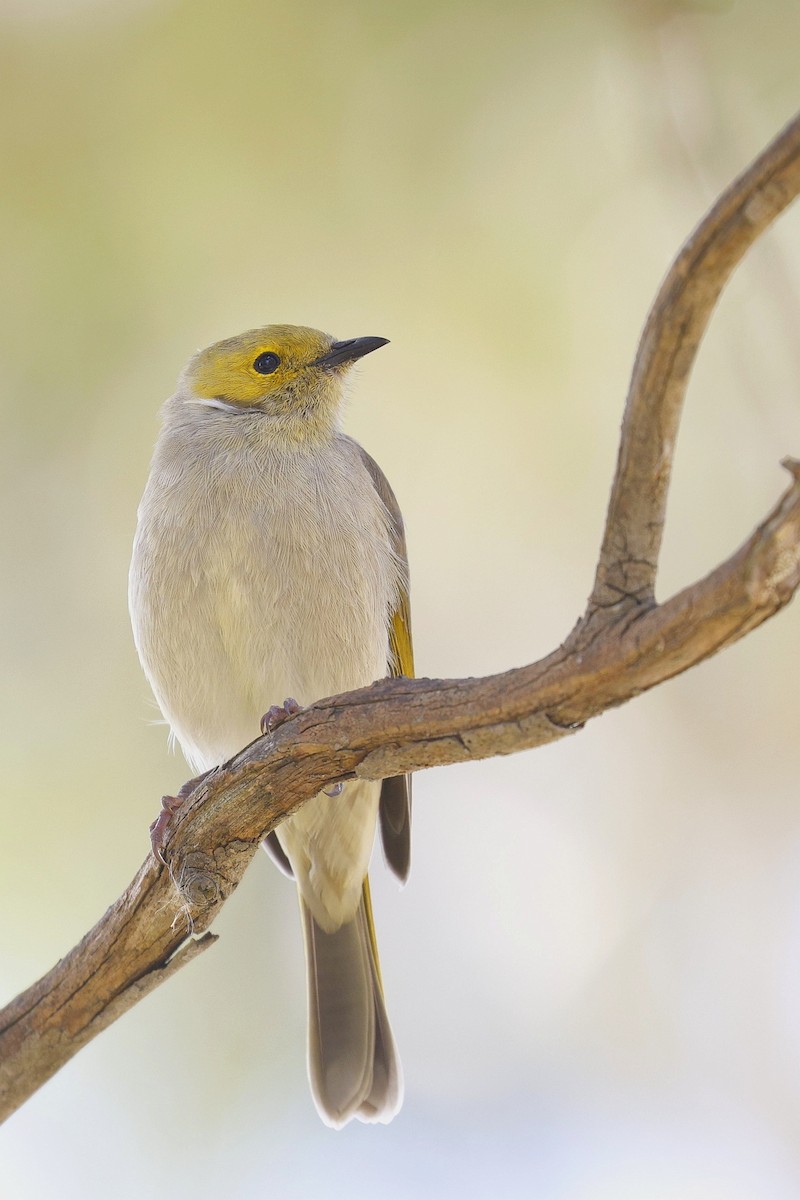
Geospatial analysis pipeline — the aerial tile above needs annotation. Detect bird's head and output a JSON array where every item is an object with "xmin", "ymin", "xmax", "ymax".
[{"xmin": 180, "ymin": 324, "xmax": 388, "ymax": 442}]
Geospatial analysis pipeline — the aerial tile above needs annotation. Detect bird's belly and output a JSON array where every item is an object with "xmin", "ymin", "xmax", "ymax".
[
  {"xmin": 131, "ymin": 472, "xmax": 395, "ymax": 774},
  {"xmin": 207, "ymin": 546, "xmax": 388, "ymax": 729},
  {"xmin": 130, "ymin": 445, "xmax": 398, "ymax": 928},
  {"xmin": 202, "ymin": 530, "xmax": 391, "ymax": 928}
]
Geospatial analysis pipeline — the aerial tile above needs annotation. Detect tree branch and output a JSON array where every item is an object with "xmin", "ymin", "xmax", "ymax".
[
  {"xmin": 592, "ymin": 111, "xmax": 800, "ymax": 610},
  {"xmin": 3, "ymin": 112, "xmax": 800, "ymax": 1123}
]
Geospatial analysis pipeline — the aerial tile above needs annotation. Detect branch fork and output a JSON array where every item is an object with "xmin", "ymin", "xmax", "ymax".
[{"xmin": 4, "ymin": 112, "xmax": 800, "ymax": 1122}]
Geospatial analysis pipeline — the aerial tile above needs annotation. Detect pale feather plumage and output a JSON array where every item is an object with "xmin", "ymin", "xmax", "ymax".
[{"xmin": 129, "ymin": 325, "xmax": 411, "ymax": 1126}]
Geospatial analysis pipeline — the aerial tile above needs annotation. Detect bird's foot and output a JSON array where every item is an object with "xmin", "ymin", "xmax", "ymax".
[
  {"xmin": 260, "ymin": 697, "xmax": 302, "ymax": 734},
  {"xmin": 323, "ymin": 782, "xmax": 344, "ymax": 797},
  {"xmin": 150, "ymin": 770, "xmax": 212, "ymax": 862}
]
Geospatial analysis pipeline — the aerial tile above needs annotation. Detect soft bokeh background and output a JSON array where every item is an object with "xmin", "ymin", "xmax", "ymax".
[{"xmin": 2, "ymin": 0, "xmax": 800, "ymax": 1196}]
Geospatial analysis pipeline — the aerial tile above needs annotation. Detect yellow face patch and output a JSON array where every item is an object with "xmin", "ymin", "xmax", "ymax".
[{"xmin": 188, "ymin": 324, "xmax": 334, "ymax": 406}]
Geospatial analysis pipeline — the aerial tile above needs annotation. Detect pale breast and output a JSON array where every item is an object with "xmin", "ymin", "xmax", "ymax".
[{"xmin": 130, "ymin": 424, "xmax": 399, "ymax": 772}]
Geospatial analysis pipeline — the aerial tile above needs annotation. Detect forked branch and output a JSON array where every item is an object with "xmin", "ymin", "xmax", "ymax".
[{"xmin": 3, "ymin": 113, "xmax": 800, "ymax": 1123}]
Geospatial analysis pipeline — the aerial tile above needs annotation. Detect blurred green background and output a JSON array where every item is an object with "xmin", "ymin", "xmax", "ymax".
[{"xmin": 3, "ymin": 0, "xmax": 800, "ymax": 1196}]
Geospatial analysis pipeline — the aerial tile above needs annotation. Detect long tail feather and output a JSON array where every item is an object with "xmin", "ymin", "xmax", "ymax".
[{"xmin": 302, "ymin": 879, "xmax": 402, "ymax": 1127}]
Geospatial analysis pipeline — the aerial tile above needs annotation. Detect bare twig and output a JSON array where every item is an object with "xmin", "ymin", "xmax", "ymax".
[{"xmin": 2, "ymin": 112, "xmax": 800, "ymax": 1124}]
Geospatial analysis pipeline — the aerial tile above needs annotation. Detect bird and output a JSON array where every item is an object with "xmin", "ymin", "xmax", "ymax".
[{"xmin": 128, "ymin": 324, "xmax": 413, "ymax": 1127}]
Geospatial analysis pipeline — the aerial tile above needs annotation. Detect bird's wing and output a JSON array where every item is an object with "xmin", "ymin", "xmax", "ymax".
[{"xmin": 355, "ymin": 443, "xmax": 413, "ymax": 885}]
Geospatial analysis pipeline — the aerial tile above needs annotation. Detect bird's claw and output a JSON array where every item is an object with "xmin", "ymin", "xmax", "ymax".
[
  {"xmin": 323, "ymin": 782, "xmax": 344, "ymax": 797},
  {"xmin": 150, "ymin": 792, "xmax": 185, "ymax": 862},
  {"xmin": 150, "ymin": 769, "xmax": 212, "ymax": 863},
  {"xmin": 260, "ymin": 697, "xmax": 302, "ymax": 734}
]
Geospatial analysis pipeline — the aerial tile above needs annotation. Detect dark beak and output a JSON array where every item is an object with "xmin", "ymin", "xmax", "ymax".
[{"xmin": 312, "ymin": 336, "xmax": 389, "ymax": 370}]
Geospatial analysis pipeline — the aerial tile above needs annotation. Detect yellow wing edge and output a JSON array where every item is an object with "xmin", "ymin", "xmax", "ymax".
[{"xmin": 388, "ymin": 598, "xmax": 414, "ymax": 679}]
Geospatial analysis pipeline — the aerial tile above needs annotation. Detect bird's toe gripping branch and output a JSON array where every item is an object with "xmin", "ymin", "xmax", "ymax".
[{"xmin": 260, "ymin": 697, "xmax": 303, "ymax": 734}]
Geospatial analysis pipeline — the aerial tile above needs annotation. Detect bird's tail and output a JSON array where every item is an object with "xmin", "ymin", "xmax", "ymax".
[{"xmin": 301, "ymin": 876, "xmax": 402, "ymax": 1127}]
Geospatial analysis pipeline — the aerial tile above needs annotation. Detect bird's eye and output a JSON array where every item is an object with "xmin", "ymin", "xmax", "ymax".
[{"xmin": 253, "ymin": 351, "xmax": 281, "ymax": 375}]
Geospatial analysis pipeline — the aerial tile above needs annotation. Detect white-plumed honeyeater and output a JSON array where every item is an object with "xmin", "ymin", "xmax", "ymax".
[{"xmin": 129, "ymin": 325, "xmax": 413, "ymax": 1127}]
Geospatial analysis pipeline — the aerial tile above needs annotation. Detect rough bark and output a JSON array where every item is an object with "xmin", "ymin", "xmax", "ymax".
[{"xmin": 3, "ymin": 112, "xmax": 800, "ymax": 1123}]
